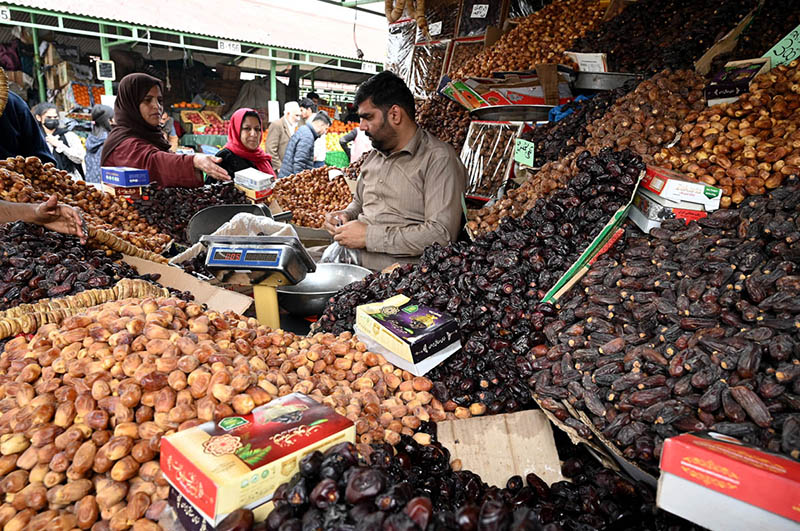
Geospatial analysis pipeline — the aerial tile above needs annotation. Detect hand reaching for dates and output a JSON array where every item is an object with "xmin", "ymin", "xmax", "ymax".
[
  {"xmin": 193, "ymin": 154, "xmax": 231, "ymax": 182},
  {"xmin": 32, "ymin": 194, "xmax": 87, "ymax": 244}
]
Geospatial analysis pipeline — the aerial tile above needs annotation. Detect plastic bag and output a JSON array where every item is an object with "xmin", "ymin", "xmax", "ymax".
[
  {"xmin": 321, "ymin": 242, "xmax": 360, "ymax": 265},
  {"xmin": 410, "ymin": 42, "xmax": 448, "ymax": 99},
  {"xmin": 460, "ymin": 121, "xmax": 521, "ymax": 198},
  {"xmin": 386, "ymin": 20, "xmax": 416, "ymax": 83},
  {"xmin": 508, "ymin": 0, "xmax": 551, "ymax": 20},
  {"xmin": 458, "ymin": 0, "xmax": 502, "ymax": 38},
  {"xmin": 415, "ymin": 0, "xmax": 460, "ymax": 42}
]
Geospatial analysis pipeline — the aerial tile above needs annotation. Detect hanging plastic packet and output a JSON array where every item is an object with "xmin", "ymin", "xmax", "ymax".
[{"xmin": 321, "ymin": 241, "xmax": 360, "ymax": 265}]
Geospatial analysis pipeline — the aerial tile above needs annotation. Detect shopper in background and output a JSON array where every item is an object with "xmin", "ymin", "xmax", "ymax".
[
  {"xmin": 307, "ymin": 92, "xmax": 321, "ymax": 107},
  {"xmin": 265, "ymin": 101, "xmax": 300, "ymax": 174},
  {"xmin": 278, "ymin": 111, "xmax": 331, "ymax": 178},
  {"xmin": 84, "ymin": 104, "xmax": 114, "ymax": 185},
  {"xmin": 216, "ymin": 107, "xmax": 275, "ymax": 178},
  {"xmin": 298, "ymin": 97, "xmax": 317, "ymax": 127},
  {"xmin": 159, "ymin": 110, "xmax": 179, "ymax": 152},
  {"xmin": 0, "ymin": 81, "xmax": 55, "ymax": 163},
  {"xmin": 0, "ymin": 195, "xmax": 86, "ymax": 244},
  {"xmin": 101, "ymin": 73, "xmax": 229, "ymax": 187},
  {"xmin": 339, "ymin": 126, "xmax": 372, "ymax": 163},
  {"xmin": 321, "ymin": 71, "xmax": 466, "ymax": 271},
  {"xmin": 32, "ymin": 102, "xmax": 85, "ymax": 181}
]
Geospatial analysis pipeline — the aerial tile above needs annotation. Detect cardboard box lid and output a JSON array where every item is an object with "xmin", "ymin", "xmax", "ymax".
[
  {"xmin": 642, "ymin": 165, "xmax": 721, "ymax": 210},
  {"xmin": 437, "ymin": 410, "xmax": 565, "ymax": 488},
  {"xmin": 660, "ymin": 432, "xmax": 800, "ymax": 523},
  {"xmin": 122, "ymin": 255, "xmax": 252, "ymax": 314}
]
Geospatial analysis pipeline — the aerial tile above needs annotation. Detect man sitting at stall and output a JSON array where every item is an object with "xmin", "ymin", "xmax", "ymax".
[{"xmin": 321, "ymin": 71, "xmax": 466, "ymax": 271}]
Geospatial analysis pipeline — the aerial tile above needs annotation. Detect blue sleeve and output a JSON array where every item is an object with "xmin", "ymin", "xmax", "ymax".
[
  {"xmin": 279, "ymin": 133, "xmax": 298, "ymax": 178},
  {"xmin": 295, "ymin": 129, "xmax": 314, "ymax": 172},
  {"xmin": 0, "ymin": 92, "xmax": 56, "ymax": 164}
]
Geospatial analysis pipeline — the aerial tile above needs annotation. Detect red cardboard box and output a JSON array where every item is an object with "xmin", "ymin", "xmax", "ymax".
[{"xmin": 657, "ymin": 432, "xmax": 800, "ymax": 530}]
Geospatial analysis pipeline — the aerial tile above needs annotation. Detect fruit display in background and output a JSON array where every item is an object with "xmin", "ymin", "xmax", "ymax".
[{"xmin": 173, "ymin": 101, "xmax": 203, "ymax": 109}]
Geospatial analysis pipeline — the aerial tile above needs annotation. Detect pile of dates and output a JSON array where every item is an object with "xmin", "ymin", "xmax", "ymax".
[
  {"xmin": 319, "ymin": 148, "xmax": 644, "ymax": 415},
  {"xmin": 0, "ymin": 221, "xmax": 156, "ymax": 310},
  {"xmin": 416, "ymin": 94, "xmax": 470, "ymax": 153},
  {"xmin": 572, "ymin": 0, "xmax": 757, "ymax": 73},
  {"xmin": 131, "ymin": 183, "xmax": 248, "ymax": 244},
  {"xmin": 521, "ymin": 80, "xmax": 639, "ymax": 168},
  {"xmin": 533, "ymin": 179, "xmax": 800, "ymax": 473},
  {"xmin": 262, "ymin": 436, "xmax": 695, "ymax": 530},
  {"xmin": 272, "ymin": 167, "xmax": 353, "ymax": 228},
  {"xmin": 343, "ymin": 152, "xmax": 370, "ymax": 182}
]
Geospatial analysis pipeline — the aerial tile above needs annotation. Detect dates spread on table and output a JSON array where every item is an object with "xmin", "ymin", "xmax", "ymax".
[
  {"xmin": 131, "ymin": 183, "xmax": 249, "ymax": 244},
  {"xmin": 572, "ymin": 0, "xmax": 758, "ymax": 74},
  {"xmin": 655, "ymin": 60, "xmax": 800, "ymax": 208},
  {"xmin": 0, "ymin": 222, "xmax": 158, "ymax": 310},
  {"xmin": 272, "ymin": 166, "xmax": 353, "ymax": 228},
  {"xmin": 319, "ymin": 149, "xmax": 644, "ymax": 416},
  {"xmin": 263, "ymin": 433, "xmax": 695, "ymax": 530},
  {"xmin": 0, "ymin": 156, "xmax": 171, "ymax": 253},
  {"xmin": 534, "ymin": 179, "xmax": 800, "ymax": 473}
]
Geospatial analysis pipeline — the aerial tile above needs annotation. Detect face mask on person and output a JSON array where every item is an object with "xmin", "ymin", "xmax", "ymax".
[{"xmin": 44, "ymin": 118, "xmax": 59, "ymax": 130}]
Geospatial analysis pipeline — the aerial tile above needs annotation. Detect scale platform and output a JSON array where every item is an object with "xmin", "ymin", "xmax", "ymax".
[{"xmin": 200, "ymin": 235, "xmax": 316, "ymax": 329}]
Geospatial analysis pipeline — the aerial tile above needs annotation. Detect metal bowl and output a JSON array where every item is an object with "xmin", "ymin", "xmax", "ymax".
[{"xmin": 277, "ymin": 263, "xmax": 372, "ymax": 317}]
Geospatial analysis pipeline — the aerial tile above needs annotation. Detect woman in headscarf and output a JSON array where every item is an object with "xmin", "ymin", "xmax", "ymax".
[
  {"xmin": 84, "ymin": 104, "xmax": 113, "ymax": 186},
  {"xmin": 216, "ymin": 108, "xmax": 275, "ymax": 178},
  {"xmin": 32, "ymin": 102, "xmax": 85, "ymax": 181},
  {"xmin": 101, "ymin": 73, "xmax": 229, "ymax": 187}
]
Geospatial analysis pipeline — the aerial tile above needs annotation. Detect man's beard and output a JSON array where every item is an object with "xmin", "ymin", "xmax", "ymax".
[{"xmin": 366, "ymin": 121, "xmax": 395, "ymax": 152}]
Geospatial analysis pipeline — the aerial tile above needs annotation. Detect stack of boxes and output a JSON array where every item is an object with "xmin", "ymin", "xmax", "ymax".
[
  {"xmin": 100, "ymin": 167, "xmax": 150, "ymax": 199},
  {"xmin": 234, "ymin": 168, "xmax": 275, "ymax": 204}
]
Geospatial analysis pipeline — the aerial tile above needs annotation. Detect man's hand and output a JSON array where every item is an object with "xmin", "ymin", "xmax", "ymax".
[
  {"xmin": 193, "ymin": 154, "xmax": 231, "ymax": 182},
  {"xmin": 333, "ymin": 220, "xmax": 367, "ymax": 249},
  {"xmin": 45, "ymin": 135, "xmax": 61, "ymax": 148},
  {"xmin": 32, "ymin": 194, "xmax": 87, "ymax": 244},
  {"xmin": 323, "ymin": 210, "xmax": 350, "ymax": 235}
]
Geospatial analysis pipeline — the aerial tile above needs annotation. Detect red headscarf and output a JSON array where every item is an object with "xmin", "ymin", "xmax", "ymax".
[{"xmin": 223, "ymin": 108, "xmax": 275, "ymax": 176}]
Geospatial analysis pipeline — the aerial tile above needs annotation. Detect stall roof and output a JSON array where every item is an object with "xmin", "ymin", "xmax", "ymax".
[{"xmin": 7, "ymin": 0, "xmax": 387, "ymax": 63}]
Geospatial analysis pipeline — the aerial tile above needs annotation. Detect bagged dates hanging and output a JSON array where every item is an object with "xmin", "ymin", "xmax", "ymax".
[
  {"xmin": 386, "ymin": 20, "xmax": 416, "ymax": 84},
  {"xmin": 409, "ymin": 41, "xmax": 448, "ymax": 99},
  {"xmin": 460, "ymin": 120, "xmax": 521, "ymax": 199}
]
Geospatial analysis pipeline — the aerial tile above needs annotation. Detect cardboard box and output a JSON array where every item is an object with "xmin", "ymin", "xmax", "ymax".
[
  {"xmin": 101, "ymin": 167, "xmax": 150, "ymax": 187},
  {"xmin": 657, "ymin": 432, "xmax": 800, "ymax": 530},
  {"xmin": 169, "ymin": 486, "xmax": 271, "ymax": 531},
  {"xmin": 234, "ymin": 168, "xmax": 275, "ymax": 192},
  {"xmin": 121, "ymin": 255, "xmax": 252, "ymax": 315},
  {"xmin": 55, "ymin": 62, "xmax": 74, "ymax": 88},
  {"xmin": 705, "ymin": 58, "xmax": 771, "ymax": 106},
  {"xmin": 161, "ymin": 393, "xmax": 355, "ymax": 526},
  {"xmin": 235, "ymin": 184, "xmax": 272, "ymax": 201},
  {"xmin": 642, "ymin": 165, "xmax": 721, "ymax": 211},
  {"xmin": 102, "ymin": 183, "xmax": 143, "ymax": 199},
  {"xmin": 628, "ymin": 188, "xmax": 709, "ymax": 233},
  {"xmin": 355, "ymin": 294, "xmax": 461, "ymax": 376}
]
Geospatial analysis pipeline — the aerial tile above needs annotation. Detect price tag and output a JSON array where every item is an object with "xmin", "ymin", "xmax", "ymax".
[
  {"xmin": 328, "ymin": 169, "xmax": 343, "ymax": 181},
  {"xmin": 565, "ymin": 52, "xmax": 607, "ymax": 73},
  {"xmin": 0, "ymin": 6, "xmax": 10, "ymax": 22},
  {"xmin": 429, "ymin": 21, "xmax": 442, "ymax": 36},
  {"xmin": 217, "ymin": 40, "xmax": 242, "ymax": 55},
  {"xmin": 471, "ymin": 4, "xmax": 489, "ymax": 18},
  {"xmin": 361, "ymin": 62, "xmax": 378, "ymax": 74},
  {"xmin": 763, "ymin": 24, "xmax": 800, "ymax": 68},
  {"xmin": 514, "ymin": 138, "xmax": 535, "ymax": 167},
  {"xmin": 95, "ymin": 60, "xmax": 116, "ymax": 81}
]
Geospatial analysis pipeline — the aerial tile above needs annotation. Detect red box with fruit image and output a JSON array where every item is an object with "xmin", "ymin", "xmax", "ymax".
[{"xmin": 161, "ymin": 393, "xmax": 355, "ymax": 526}]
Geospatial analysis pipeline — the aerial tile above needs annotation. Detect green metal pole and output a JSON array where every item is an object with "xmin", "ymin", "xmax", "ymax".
[
  {"xmin": 99, "ymin": 24, "xmax": 113, "ymax": 96},
  {"xmin": 29, "ymin": 14, "xmax": 45, "ymax": 102},
  {"xmin": 310, "ymin": 71, "xmax": 315, "ymax": 91},
  {"xmin": 269, "ymin": 59, "xmax": 276, "ymax": 101}
]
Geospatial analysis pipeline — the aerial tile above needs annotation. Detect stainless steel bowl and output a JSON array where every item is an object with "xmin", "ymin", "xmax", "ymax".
[{"xmin": 277, "ymin": 263, "xmax": 372, "ymax": 316}]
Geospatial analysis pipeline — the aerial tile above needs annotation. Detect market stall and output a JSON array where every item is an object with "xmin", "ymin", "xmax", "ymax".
[{"xmin": 1, "ymin": 0, "xmax": 800, "ymax": 530}]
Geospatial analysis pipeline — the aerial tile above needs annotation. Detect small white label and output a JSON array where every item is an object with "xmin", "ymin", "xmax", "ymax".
[
  {"xmin": 361, "ymin": 62, "xmax": 378, "ymax": 74},
  {"xmin": 0, "ymin": 6, "xmax": 10, "ymax": 22},
  {"xmin": 566, "ymin": 51, "xmax": 607, "ymax": 73},
  {"xmin": 328, "ymin": 169, "xmax": 343, "ymax": 181},
  {"xmin": 217, "ymin": 40, "xmax": 242, "ymax": 55},
  {"xmin": 429, "ymin": 21, "xmax": 442, "ymax": 36},
  {"xmin": 471, "ymin": 4, "xmax": 489, "ymax": 18}
]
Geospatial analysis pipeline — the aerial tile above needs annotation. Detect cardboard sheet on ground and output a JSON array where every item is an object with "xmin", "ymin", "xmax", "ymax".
[
  {"xmin": 123, "ymin": 255, "xmax": 253, "ymax": 314},
  {"xmin": 437, "ymin": 410, "xmax": 564, "ymax": 487}
]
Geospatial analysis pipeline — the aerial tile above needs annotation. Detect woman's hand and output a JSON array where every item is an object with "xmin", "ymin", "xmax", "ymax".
[{"xmin": 193, "ymin": 154, "xmax": 231, "ymax": 182}]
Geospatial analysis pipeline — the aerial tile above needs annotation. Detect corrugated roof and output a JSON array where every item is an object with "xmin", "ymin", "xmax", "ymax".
[{"xmin": 8, "ymin": 0, "xmax": 387, "ymax": 63}]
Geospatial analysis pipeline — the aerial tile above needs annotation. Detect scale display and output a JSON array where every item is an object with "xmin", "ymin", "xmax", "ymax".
[{"xmin": 206, "ymin": 247, "xmax": 282, "ymax": 268}]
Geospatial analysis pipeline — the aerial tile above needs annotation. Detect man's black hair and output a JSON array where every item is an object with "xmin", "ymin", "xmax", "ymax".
[
  {"xmin": 354, "ymin": 71, "xmax": 415, "ymax": 122},
  {"xmin": 311, "ymin": 111, "xmax": 332, "ymax": 126},
  {"xmin": 299, "ymin": 98, "xmax": 317, "ymax": 111},
  {"xmin": 307, "ymin": 92, "xmax": 320, "ymax": 100}
]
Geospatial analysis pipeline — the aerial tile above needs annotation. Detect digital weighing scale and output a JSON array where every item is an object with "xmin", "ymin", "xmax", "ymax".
[{"xmin": 200, "ymin": 235, "xmax": 316, "ymax": 329}]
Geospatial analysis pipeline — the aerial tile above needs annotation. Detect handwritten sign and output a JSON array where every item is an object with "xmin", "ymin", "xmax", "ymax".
[
  {"xmin": 0, "ymin": 6, "xmax": 10, "ymax": 22},
  {"xmin": 514, "ymin": 138, "xmax": 535, "ymax": 167},
  {"xmin": 471, "ymin": 4, "xmax": 489, "ymax": 18},
  {"xmin": 217, "ymin": 40, "xmax": 242, "ymax": 55},
  {"xmin": 95, "ymin": 60, "xmax": 115, "ymax": 81},
  {"xmin": 429, "ymin": 21, "xmax": 442, "ymax": 36},
  {"xmin": 565, "ymin": 52, "xmax": 608, "ymax": 73},
  {"xmin": 763, "ymin": 24, "xmax": 800, "ymax": 68}
]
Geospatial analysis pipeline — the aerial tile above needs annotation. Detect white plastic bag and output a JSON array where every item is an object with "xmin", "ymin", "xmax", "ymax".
[{"xmin": 320, "ymin": 242, "xmax": 360, "ymax": 265}]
